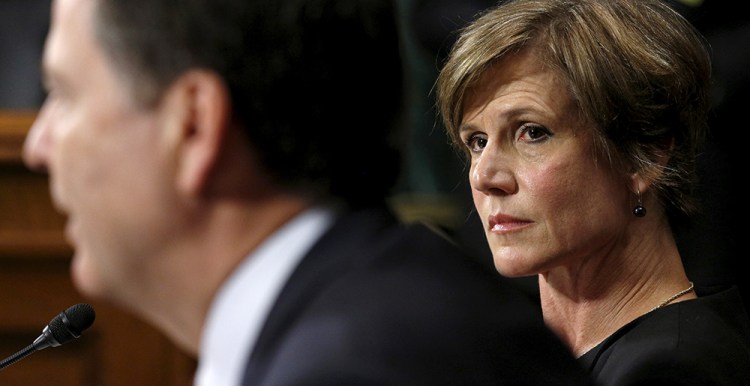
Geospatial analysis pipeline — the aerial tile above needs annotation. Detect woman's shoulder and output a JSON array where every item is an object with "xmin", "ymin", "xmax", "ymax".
[{"xmin": 582, "ymin": 285, "xmax": 750, "ymax": 384}]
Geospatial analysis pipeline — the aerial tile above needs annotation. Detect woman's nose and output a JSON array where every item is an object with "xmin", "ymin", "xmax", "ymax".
[{"xmin": 470, "ymin": 149, "xmax": 516, "ymax": 196}]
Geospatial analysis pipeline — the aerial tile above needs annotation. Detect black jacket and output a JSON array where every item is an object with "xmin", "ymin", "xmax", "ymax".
[
  {"xmin": 241, "ymin": 206, "xmax": 591, "ymax": 385},
  {"xmin": 580, "ymin": 285, "xmax": 750, "ymax": 385}
]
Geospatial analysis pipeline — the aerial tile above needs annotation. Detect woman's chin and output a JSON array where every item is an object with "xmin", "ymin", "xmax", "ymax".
[{"xmin": 493, "ymin": 258, "xmax": 538, "ymax": 278}]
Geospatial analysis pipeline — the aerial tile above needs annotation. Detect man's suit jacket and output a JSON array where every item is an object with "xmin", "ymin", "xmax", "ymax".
[{"xmin": 242, "ymin": 206, "xmax": 591, "ymax": 385}]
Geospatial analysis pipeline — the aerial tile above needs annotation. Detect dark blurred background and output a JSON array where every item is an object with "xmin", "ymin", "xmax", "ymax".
[{"xmin": 0, "ymin": 0, "xmax": 49, "ymax": 109}]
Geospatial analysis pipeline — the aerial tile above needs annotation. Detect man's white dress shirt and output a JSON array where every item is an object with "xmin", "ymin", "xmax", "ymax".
[{"xmin": 194, "ymin": 206, "xmax": 336, "ymax": 386}]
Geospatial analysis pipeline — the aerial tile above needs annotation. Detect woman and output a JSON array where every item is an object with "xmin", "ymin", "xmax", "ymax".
[{"xmin": 436, "ymin": 0, "xmax": 750, "ymax": 384}]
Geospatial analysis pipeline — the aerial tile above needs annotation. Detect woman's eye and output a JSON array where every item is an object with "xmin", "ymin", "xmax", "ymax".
[
  {"xmin": 518, "ymin": 124, "xmax": 552, "ymax": 143},
  {"xmin": 465, "ymin": 134, "xmax": 488, "ymax": 152}
]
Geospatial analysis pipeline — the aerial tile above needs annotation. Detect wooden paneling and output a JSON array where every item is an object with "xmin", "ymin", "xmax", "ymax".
[{"xmin": 0, "ymin": 110, "xmax": 196, "ymax": 385}]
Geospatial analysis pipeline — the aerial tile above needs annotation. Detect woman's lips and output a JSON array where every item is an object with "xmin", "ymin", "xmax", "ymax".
[{"xmin": 488, "ymin": 214, "xmax": 531, "ymax": 233}]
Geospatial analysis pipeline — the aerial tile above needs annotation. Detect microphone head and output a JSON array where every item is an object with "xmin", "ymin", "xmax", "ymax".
[{"xmin": 48, "ymin": 303, "xmax": 96, "ymax": 344}]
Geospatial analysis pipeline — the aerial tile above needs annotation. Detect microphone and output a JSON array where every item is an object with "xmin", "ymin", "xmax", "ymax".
[{"xmin": 0, "ymin": 303, "xmax": 96, "ymax": 370}]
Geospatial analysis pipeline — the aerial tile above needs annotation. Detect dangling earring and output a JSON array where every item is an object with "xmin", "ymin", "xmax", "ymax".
[{"xmin": 633, "ymin": 188, "xmax": 646, "ymax": 217}]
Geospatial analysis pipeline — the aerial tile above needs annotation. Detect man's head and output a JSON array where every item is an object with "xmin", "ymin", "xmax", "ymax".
[
  {"xmin": 23, "ymin": 0, "xmax": 405, "ymax": 352},
  {"xmin": 94, "ymin": 0, "xmax": 406, "ymax": 206}
]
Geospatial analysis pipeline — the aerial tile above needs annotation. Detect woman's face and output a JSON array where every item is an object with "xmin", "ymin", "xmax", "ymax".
[{"xmin": 460, "ymin": 51, "xmax": 630, "ymax": 277}]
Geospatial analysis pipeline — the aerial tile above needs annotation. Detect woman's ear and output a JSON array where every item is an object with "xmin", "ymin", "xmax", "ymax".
[
  {"xmin": 164, "ymin": 70, "xmax": 231, "ymax": 197},
  {"xmin": 630, "ymin": 173, "xmax": 648, "ymax": 197},
  {"xmin": 630, "ymin": 136, "xmax": 675, "ymax": 195}
]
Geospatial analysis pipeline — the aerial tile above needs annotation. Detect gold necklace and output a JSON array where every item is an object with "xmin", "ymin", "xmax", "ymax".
[
  {"xmin": 647, "ymin": 281, "xmax": 694, "ymax": 314},
  {"xmin": 577, "ymin": 281, "xmax": 696, "ymax": 357}
]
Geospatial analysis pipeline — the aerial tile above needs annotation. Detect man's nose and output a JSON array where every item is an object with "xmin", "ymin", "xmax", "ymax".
[{"xmin": 22, "ymin": 104, "xmax": 53, "ymax": 173}]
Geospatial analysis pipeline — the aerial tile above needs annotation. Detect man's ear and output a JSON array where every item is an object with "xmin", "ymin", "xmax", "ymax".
[{"xmin": 165, "ymin": 70, "xmax": 231, "ymax": 196}]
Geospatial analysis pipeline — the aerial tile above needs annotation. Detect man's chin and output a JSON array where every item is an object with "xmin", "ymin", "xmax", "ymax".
[{"xmin": 70, "ymin": 253, "xmax": 108, "ymax": 301}]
